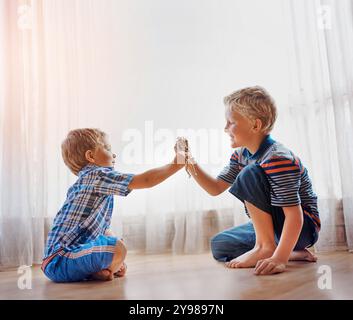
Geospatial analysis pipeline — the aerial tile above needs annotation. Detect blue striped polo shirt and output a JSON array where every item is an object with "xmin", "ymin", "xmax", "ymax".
[
  {"xmin": 44, "ymin": 164, "xmax": 134, "ymax": 259},
  {"xmin": 217, "ymin": 135, "xmax": 321, "ymax": 231}
]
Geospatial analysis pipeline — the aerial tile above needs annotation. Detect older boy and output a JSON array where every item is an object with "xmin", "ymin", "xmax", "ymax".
[
  {"xmin": 42, "ymin": 128, "xmax": 184, "ymax": 282},
  {"xmin": 177, "ymin": 86, "xmax": 320, "ymax": 275}
]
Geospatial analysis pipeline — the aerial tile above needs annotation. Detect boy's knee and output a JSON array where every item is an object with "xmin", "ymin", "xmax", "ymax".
[
  {"xmin": 230, "ymin": 164, "xmax": 270, "ymax": 203},
  {"xmin": 114, "ymin": 239, "xmax": 127, "ymax": 260},
  {"xmin": 236, "ymin": 164, "xmax": 264, "ymax": 183},
  {"xmin": 210, "ymin": 223, "xmax": 257, "ymax": 261},
  {"xmin": 210, "ymin": 236, "xmax": 222, "ymax": 261},
  {"xmin": 210, "ymin": 232, "xmax": 233, "ymax": 261}
]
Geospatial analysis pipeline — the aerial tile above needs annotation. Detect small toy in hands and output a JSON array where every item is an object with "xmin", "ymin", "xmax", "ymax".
[{"xmin": 175, "ymin": 137, "xmax": 197, "ymax": 178}]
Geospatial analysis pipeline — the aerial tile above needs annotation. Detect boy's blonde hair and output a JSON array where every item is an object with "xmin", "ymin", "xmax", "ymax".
[
  {"xmin": 61, "ymin": 128, "xmax": 106, "ymax": 176},
  {"xmin": 224, "ymin": 86, "xmax": 277, "ymax": 134}
]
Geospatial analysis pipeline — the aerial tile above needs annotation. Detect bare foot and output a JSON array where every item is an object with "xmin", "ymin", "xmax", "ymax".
[
  {"xmin": 225, "ymin": 246, "xmax": 276, "ymax": 268},
  {"xmin": 91, "ymin": 269, "xmax": 113, "ymax": 281},
  {"xmin": 114, "ymin": 262, "xmax": 127, "ymax": 278},
  {"xmin": 289, "ymin": 248, "xmax": 317, "ymax": 262}
]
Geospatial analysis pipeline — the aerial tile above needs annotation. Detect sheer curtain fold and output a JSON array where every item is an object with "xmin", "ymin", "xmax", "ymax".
[
  {"xmin": 0, "ymin": 0, "xmax": 76, "ymax": 268},
  {"xmin": 0, "ymin": 0, "xmax": 58, "ymax": 267},
  {"xmin": 1, "ymin": 0, "xmax": 353, "ymax": 268},
  {"xmin": 284, "ymin": 0, "xmax": 353, "ymax": 251},
  {"xmin": 322, "ymin": 0, "xmax": 353, "ymax": 251}
]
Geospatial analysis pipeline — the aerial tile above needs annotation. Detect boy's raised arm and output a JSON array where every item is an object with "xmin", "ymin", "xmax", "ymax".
[
  {"xmin": 175, "ymin": 137, "xmax": 230, "ymax": 196},
  {"xmin": 128, "ymin": 156, "xmax": 184, "ymax": 190},
  {"xmin": 185, "ymin": 161, "xmax": 230, "ymax": 196}
]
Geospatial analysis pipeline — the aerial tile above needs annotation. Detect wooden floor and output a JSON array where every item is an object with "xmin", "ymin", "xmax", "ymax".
[{"xmin": 0, "ymin": 251, "xmax": 352, "ymax": 300}]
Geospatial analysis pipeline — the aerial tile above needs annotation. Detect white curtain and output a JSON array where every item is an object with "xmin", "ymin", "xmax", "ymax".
[
  {"xmin": 1, "ymin": 0, "xmax": 352, "ymax": 268},
  {"xmin": 0, "ymin": 0, "xmax": 49, "ymax": 267},
  {"xmin": 282, "ymin": 0, "xmax": 353, "ymax": 252}
]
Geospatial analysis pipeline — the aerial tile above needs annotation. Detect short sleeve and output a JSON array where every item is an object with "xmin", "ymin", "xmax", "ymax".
[
  {"xmin": 260, "ymin": 156, "xmax": 302, "ymax": 207},
  {"xmin": 94, "ymin": 169, "xmax": 134, "ymax": 196},
  {"xmin": 217, "ymin": 150, "xmax": 242, "ymax": 185}
]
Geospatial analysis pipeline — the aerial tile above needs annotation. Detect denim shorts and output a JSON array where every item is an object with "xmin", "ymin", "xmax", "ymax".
[{"xmin": 42, "ymin": 234, "xmax": 118, "ymax": 283}]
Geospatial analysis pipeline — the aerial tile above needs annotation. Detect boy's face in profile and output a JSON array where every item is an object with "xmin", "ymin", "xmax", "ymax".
[
  {"xmin": 89, "ymin": 136, "xmax": 116, "ymax": 168},
  {"xmin": 224, "ymin": 108, "xmax": 256, "ymax": 149}
]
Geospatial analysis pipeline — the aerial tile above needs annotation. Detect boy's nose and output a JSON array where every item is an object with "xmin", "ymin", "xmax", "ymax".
[{"xmin": 113, "ymin": 153, "xmax": 116, "ymax": 158}]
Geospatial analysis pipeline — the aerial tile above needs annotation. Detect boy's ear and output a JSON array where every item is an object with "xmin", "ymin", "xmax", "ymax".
[
  {"xmin": 85, "ymin": 150, "xmax": 95, "ymax": 163},
  {"xmin": 252, "ymin": 119, "xmax": 263, "ymax": 132}
]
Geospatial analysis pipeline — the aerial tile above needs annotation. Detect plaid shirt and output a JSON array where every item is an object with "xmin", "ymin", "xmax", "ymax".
[{"xmin": 44, "ymin": 164, "xmax": 134, "ymax": 259}]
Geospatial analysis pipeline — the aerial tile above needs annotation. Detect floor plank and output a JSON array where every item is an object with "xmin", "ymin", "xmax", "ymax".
[{"xmin": 0, "ymin": 251, "xmax": 352, "ymax": 300}]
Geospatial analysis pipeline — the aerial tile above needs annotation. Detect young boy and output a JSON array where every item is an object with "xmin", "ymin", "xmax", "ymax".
[
  {"xmin": 176, "ymin": 86, "xmax": 320, "ymax": 275},
  {"xmin": 42, "ymin": 128, "xmax": 184, "ymax": 282}
]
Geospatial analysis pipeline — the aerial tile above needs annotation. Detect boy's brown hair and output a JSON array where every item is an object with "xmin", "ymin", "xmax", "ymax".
[
  {"xmin": 224, "ymin": 86, "xmax": 277, "ymax": 134},
  {"xmin": 61, "ymin": 128, "xmax": 106, "ymax": 175}
]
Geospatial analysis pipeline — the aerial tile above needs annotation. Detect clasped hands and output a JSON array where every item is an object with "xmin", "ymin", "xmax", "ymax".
[{"xmin": 174, "ymin": 137, "xmax": 196, "ymax": 177}]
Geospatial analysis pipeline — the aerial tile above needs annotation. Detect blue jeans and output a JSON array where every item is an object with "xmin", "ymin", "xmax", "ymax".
[{"xmin": 211, "ymin": 164, "xmax": 319, "ymax": 262}]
